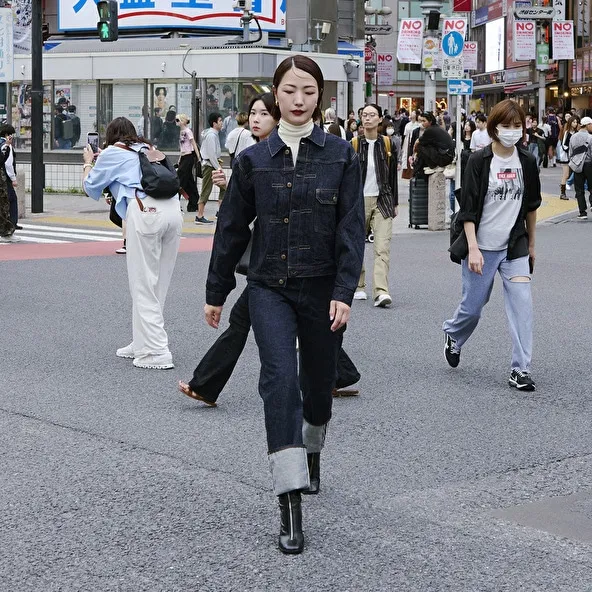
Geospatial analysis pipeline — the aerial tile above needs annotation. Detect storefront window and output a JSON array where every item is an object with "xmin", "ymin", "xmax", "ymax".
[{"xmin": 12, "ymin": 83, "xmax": 52, "ymax": 151}]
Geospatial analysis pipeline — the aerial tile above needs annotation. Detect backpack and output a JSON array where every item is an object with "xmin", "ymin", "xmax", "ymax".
[
  {"xmin": 121, "ymin": 144, "xmax": 180, "ymax": 199},
  {"xmin": 569, "ymin": 143, "xmax": 589, "ymax": 173},
  {"xmin": 548, "ymin": 115, "xmax": 560, "ymax": 141},
  {"xmin": 351, "ymin": 135, "xmax": 392, "ymax": 165},
  {"xmin": 62, "ymin": 118, "xmax": 74, "ymax": 140}
]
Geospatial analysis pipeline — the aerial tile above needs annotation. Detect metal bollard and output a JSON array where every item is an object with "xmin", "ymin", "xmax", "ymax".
[{"xmin": 16, "ymin": 171, "xmax": 26, "ymax": 220}]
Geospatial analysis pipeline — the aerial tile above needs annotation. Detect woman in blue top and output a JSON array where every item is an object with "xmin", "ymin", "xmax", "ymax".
[
  {"xmin": 204, "ymin": 56, "xmax": 365, "ymax": 554},
  {"xmin": 83, "ymin": 117, "xmax": 183, "ymax": 370}
]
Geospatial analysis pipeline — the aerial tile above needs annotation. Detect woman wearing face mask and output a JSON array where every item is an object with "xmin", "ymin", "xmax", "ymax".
[
  {"xmin": 445, "ymin": 99, "xmax": 541, "ymax": 392},
  {"xmin": 558, "ymin": 114, "xmax": 579, "ymax": 199},
  {"xmin": 382, "ymin": 120, "xmax": 402, "ymax": 170},
  {"xmin": 203, "ymin": 56, "xmax": 365, "ymax": 554}
]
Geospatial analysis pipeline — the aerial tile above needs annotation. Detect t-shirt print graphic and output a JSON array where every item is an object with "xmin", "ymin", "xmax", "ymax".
[{"xmin": 490, "ymin": 167, "xmax": 523, "ymax": 202}]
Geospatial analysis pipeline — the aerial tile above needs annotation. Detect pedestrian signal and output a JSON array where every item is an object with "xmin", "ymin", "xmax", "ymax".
[{"xmin": 97, "ymin": 0, "xmax": 118, "ymax": 42}]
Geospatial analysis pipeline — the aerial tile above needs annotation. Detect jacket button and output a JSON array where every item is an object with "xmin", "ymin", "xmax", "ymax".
[
  {"xmin": 332, "ymin": 195, "xmax": 337, "ymax": 202},
  {"xmin": 287, "ymin": 182, "xmax": 292, "ymax": 188},
  {"xmin": 284, "ymin": 149, "xmax": 290, "ymax": 155},
  {"xmin": 281, "ymin": 254, "xmax": 287, "ymax": 260},
  {"xmin": 284, "ymin": 217, "xmax": 289, "ymax": 223},
  {"xmin": 279, "ymin": 279, "xmax": 284, "ymax": 285}
]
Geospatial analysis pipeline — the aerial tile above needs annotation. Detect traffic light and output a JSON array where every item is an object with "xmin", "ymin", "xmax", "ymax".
[{"xmin": 97, "ymin": 1, "xmax": 118, "ymax": 42}]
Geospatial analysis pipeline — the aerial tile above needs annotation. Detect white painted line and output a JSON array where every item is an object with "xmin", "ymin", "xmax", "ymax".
[
  {"xmin": 17, "ymin": 229, "xmax": 116, "ymax": 242},
  {"xmin": 17, "ymin": 236, "xmax": 69, "ymax": 244},
  {"xmin": 19, "ymin": 223, "xmax": 122, "ymax": 236}
]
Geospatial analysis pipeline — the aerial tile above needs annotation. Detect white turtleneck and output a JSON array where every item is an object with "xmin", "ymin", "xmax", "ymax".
[{"xmin": 278, "ymin": 118, "xmax": 315, "ymax": 165}]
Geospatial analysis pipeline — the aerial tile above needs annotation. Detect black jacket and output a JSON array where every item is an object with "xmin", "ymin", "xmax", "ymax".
[
  {"xmin": 206, "ymin": 125, "xmax": 365, "ymax": 307},
  {"xmin": 449, "ymin": 144, "xmax": 542, "ymax": 263}
]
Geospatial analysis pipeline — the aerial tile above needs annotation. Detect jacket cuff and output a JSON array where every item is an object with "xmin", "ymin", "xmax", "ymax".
[
  {"xmin": 332, "ymin": 286, "xmax": 354, "ymax": 307},
  {"xmin": 206, "ymin": 290, "xmax": 227, "ymax": 307}
]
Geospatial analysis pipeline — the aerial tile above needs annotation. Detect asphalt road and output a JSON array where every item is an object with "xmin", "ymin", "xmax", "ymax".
[{"xmin": 1, "ymin": 211, "xmax": 592, "ymax": 591}]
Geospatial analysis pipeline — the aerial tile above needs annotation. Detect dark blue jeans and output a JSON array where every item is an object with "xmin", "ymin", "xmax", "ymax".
[
  {"xmin": 189, "ymin": 285, "xmax": 358, "ymax": 404},
  {"xmin": 249, "ymin": 277, "xmax": 342, "ymax": 493}
]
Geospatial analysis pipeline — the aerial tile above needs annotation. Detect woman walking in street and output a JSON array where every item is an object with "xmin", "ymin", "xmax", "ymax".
[
  {"xmin": 179, "ymin": 92, "xmax": 362, "ymax": 406},
  {"xmin": 175, "ymin": 113, "xmax": 201, "ymax": 213},
  {"xmin": 203, "ymin": 56, "xmax": 365, "ymax": 554},
  {"xmin": 83, "ymin": 117, "xmax": 183, "ymax": 369},
  {"xmin": 558, "ymin": 114, "xmax": 579, "ymax": 199},
  {"xmin": 445, "ymin": 99, "xmax": 541, "ymax": 391}
]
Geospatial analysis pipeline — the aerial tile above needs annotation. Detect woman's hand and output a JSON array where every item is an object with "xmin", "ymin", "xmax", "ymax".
[
  {"xmin": 204, "ymin": 304, "xmax": 223, "ymax": 329},
  {"xmin": 212, "ymin": 168, "xmax": 227, "ymax": 189},
  {"xmin": 329, "ymin": 301, "xmax": 350, "ymax": 332},
  {"xmin": 83, "ymin": 144, "xmax": 94, "ymax": 165},
  {"xmin": 468, "ymin": 245, "xmax": 484, "ymax": 275}
]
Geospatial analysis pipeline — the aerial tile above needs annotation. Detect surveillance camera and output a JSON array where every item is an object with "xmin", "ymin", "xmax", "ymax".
[
  {"xmin": 321, "ymin": 22, "xmax": 332, "ymax": 35},
  {"xmin": 232, "ymin": 0, "xmax": 252, "ymax": 10}
]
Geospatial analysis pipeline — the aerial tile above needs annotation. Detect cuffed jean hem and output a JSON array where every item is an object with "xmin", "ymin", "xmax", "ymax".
[
  {"xmin": 269, "ymin": 446, "xmax": 309, "ymax": 496},
  {"xmin": 302, "ymin": 419, "xmax": 328, "ymax": 454}
]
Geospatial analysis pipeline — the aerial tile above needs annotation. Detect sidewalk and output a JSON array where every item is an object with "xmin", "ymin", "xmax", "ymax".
[{"xmin": 22, "ymin": 177, "xmax": 578, "ymax": 236}]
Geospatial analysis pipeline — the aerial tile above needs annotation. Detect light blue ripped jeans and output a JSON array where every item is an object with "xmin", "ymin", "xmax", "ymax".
[{"xmin": 443, "ymin": 249, "xmax": 533, "ymax": 372}]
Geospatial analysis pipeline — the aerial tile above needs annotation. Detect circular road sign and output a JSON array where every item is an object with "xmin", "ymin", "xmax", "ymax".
[{"xmin": 442, "ymin": 31, "xmax": 464, "ymax": 58}]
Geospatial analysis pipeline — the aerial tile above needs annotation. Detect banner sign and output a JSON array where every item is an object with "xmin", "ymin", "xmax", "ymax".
[
  {"xmin": 552, "ymin": 20, "xmax": 575, "ymax": 60},
  {"xmin": 0, "ymin": 8, "xmax": 14, "ymax": 82},
  {"xmin": 513, "ymin": 20, "xmax": 536, "ymax": 61},
  {"xmin": 397, "ymin": 18, "xmax": 424, "ymax": 64},
  {"xmin": 377, "ymin": 53, "xmax": 395, "ymax": 85},
  {"xmin": 463, "ymin": 41, "xmax": 478, "ymax": 70},
  {"xmin": 58, "ymin": 0, "xmax": 286, "ymax": 32},
  {"xmin": 422, "ymin": 36, "xmax": 440, "ymax": 70},
  {"xmin": 442, "ymin": 17, "xmax": 467, "ymax": 38}
]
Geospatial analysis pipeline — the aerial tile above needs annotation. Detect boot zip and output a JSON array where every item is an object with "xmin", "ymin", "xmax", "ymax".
[{"xmin": 288, "ymin": 496, "xmax": 294, "ymax": 540}]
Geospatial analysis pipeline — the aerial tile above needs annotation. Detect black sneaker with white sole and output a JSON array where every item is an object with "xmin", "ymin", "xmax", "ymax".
[
  {"xmin": 444, "ymin": 333, "xmax": 460, "ymax": 367},
  {"xmin": 508, "ymin": 369, "xmax": 536, "ymax": 391}
]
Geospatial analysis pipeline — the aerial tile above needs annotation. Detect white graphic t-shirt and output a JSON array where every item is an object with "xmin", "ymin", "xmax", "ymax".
[{"xmin": 476, "ymin": 148, "xmax": 523, "ymax": 251}]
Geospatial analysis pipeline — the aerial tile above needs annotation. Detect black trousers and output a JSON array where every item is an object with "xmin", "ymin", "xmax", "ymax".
[
  {"xmin": 177, "ymin": 153, "xmax": 200, "ymax": 211},
  {"xmin": 189, "ymin": 285, "xmax": 360, "ymax": 404},
  {"xmin": 7, "ymin": 183, "xmax": 18, "ymax": 226}
]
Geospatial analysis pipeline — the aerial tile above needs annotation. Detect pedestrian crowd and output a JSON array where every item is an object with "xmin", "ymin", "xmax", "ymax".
[{"xmin": 54, "ymin": 54, "xmax": 592, "ymax": 556}]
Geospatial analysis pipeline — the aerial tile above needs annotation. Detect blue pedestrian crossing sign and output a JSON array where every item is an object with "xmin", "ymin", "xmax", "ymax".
[
  {"xmin": 447, "ymin": 79, "xmax": 474, "ymax": 95},
  {"xmin": 442, "ymin": 31, "xmax": 464, "ymax": 57}
]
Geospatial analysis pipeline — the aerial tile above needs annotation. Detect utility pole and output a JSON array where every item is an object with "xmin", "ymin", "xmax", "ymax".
[
  {"xmin": 420, "ymin": 0, "xmax": 443, "ymax": 112},
  {"xmin": 31, "ymin": 0, "xmax": 44, "ymax": 213}
]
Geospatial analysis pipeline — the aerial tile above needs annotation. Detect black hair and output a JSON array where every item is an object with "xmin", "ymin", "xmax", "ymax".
[
  {"xmin": 421, "ymin": 111, "xmax": 437, "ymax": 126},
  {"xmin": 208, "ymin": 112, "xmax": 222, "ymax": 127},
  {"xmin": 362, "ymin": 103, "xmax": 383, "ymax": 118},
  {"xmin": 0, "ymin": 124, "xmax": 16, "ymax": 137},
  {"xmin": 155, "ymin": 87, "xmax": 167, "ymax": 97},
  {"xmin": 222, "ymin": 85, "xmax": 232, "ymax": 94},
  {"xmin": 104, "ymin": 116, "xmax": 149, "ymax": 147}
]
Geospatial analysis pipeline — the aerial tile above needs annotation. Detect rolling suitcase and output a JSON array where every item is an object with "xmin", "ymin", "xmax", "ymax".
[{"xmin": 408, "ymin": 176, "xmax": 428, "ymax": 229}]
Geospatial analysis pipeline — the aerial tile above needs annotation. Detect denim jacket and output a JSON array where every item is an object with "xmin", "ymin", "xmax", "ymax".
[{"xmin": 206, "ymin": 125, "xmax": 365, "ymax": 307}]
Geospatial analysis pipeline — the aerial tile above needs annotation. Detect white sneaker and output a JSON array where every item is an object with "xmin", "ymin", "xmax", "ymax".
[
  {"xmin": 115, "ymin": 245, "xmax": 126, "ymax": 254},
  {"xmin": 0, "ymin": 234, "xmax": 20, "ymax": 242},
  {"xmin": 133, "ymin": 352, "xmax": 174, "ymax": 370},
  {"xmin": 374, "ymin": 294, "xmax": 392, "ymax": 308},
  {"xmin": 116, "ymin": 343, "xmax": 135, "ymax": 359},
  {"xmin": 353, "ymin": 290, "xmax": 367, "ymax": 300}
]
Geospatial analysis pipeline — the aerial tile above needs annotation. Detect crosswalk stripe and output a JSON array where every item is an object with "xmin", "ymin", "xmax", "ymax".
[
  {"xmin": 19, "ymin": 223, "xmax": 122, "ymax": 237},
  {"xmin": 16, "ymin": 228, "xmax": 117, "ymax": 242},
  {"xmin": 16, "ymin": 236, "xmax": 69, "ymax": 244}
]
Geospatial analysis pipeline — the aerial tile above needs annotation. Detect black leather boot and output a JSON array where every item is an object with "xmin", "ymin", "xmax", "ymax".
[
  {"xmin": 302, "ymin": 452, "xmax": 320, "ymax": 495},
  {"xmin": 278, "ymin": 491, "xmax": 304, "ymax": 554}
]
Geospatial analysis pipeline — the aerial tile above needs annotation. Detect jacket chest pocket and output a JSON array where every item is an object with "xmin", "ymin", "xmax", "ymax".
[{"xmin": 313, "ymin": 189, "xmax": 338, "ymax": 235}]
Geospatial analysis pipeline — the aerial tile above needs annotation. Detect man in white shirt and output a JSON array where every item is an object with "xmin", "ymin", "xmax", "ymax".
[
  {"xmin": 351, "ymin": 104, "xmax": 398, "ymax": 308},
  {"xmin": 197, "ymin": 112, "xmax": 224, "ymax": 224},
  {"xmin": 470, "ymin": 114, "xmax": 492, "ymax": 151}
]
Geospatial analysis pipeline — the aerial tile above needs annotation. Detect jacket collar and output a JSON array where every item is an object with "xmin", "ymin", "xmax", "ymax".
[{"xmin": 267, "ymin": 123, "xmax": 326, "ymax": 157}]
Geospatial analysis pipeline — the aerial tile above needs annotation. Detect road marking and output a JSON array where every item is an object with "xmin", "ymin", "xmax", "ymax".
[{"xmin": 19, "ymin": 223, "xmax": 122, "ymax": 236}]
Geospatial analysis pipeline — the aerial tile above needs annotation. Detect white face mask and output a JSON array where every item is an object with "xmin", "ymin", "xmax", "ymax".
[
  {"xmin": 496, "ymin": 127, "xmax": 523, "ymax": 148},
  {"xmin": 386, "ymin": 128, "xmax": 395, "ymax": 136}
]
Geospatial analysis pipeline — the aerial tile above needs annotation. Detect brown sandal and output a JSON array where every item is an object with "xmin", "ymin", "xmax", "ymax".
[
  {"xmin": 178, "ymin": 381, "xmax": 217, "ymax": 407},
  {"xmin": 332, "ymin": 388, "xmax": 360, "ymax": 397}
]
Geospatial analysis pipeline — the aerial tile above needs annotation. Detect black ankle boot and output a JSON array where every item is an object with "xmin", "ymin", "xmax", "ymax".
[
  {"xmin": 278, "ymin": 491, "xmax": 304, "ymax": 554},
  {"xmin": 302, "ymin": 452, "xmax": 320, "ymax": 495}
]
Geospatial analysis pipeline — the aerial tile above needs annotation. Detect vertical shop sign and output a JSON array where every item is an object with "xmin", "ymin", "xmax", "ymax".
[
  {"xmin": 397, "ymin": 19, "xmax": 424, "ymax": 64},
  {"xmin": 377, "ymin": 53, "xmax": 395, "ymax": 85},
  {"xmin": 463, "ymin": 41, "xmax": 478, "ymax": 70},
  {"xmin": 513, "ymin": 20, "xmax": 536, "ymax": 61},
  {"xmin": 0, "ymin": 8, "xmax": 14, "ymax": 82},
  {"xmin": 552, "ymin": 21, "xmax": 575, "ymax": 60}
]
